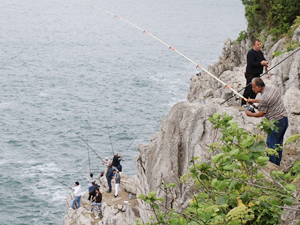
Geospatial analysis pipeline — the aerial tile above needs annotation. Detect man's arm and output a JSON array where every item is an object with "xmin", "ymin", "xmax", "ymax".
[
  {"xmin": 245, "ymin": 111, "xmax": 265, "ymax": 117},
  {"xmin": 247, "ymin": 98, "xmax": 259, "ymax": 104}
]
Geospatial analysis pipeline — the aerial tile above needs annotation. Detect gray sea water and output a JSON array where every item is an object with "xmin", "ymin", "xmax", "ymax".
[{"xmin": 0, "ymin": 0, "xmax": 246, "ymax": 224}]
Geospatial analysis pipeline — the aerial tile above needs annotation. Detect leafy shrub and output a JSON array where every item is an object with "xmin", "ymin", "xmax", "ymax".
[{"xmin": 137, "ymin": 113, "xmax": 300, "ymax": 225}]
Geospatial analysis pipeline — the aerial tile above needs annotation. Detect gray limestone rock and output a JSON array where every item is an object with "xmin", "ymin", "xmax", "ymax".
[{"xmin": 62, "ymin": 26, "xmax": 300, "ymax": 225}]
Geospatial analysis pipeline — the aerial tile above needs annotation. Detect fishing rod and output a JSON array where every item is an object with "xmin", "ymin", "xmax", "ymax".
[
  {"xmin": 69, "ymin": 127, "xmax": 105, "ymax": 162},
  {"xmin": 48, "ymin": 177, "xmax": 70, "ymax": 189},
  {"xmin": 220, "ymin": 46, "xmax": 300, "ymax": 105},
  {"xmin": 73, "ymin": 4, "xmax": 251, "ymax": 105},
  {"xmin": 106, "ymin": 123, "xmax": 115, "ymax": 155},
  {"xmin": 125, "ymin": 122, "xmax": 149, "ymax": 151}
]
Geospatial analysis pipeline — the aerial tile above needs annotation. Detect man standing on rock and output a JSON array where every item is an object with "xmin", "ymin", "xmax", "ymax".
[
  {"xmin": 111, "ymin": 153, "xmax": 122, "ymax": 172},
  {"xmin": 242, "ymin": 39, "xmax": 269, "ymax": 106},
  {"xmin": 103, "ymin": 157, "xmax": 112, "ymax": 173},
  {"xmin": 69, "ymin": 181, "xmax": 81, "ymax": 210},
  {"xmin": 245, "ymin": 78, "xmax": 288, "ymax": 166},
  {"xmin": 88, "ymin": 188, "xmax": 102, "ymax": 219},
  {"xmin": 106, "ymin": 165, "xmax": 113, "ymax": 193}
]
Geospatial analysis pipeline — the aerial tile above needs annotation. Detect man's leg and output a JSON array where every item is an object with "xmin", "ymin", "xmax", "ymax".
[
  {"xmin": 97, "ymin": 203, "xmax": 102, "ymax": 217},
  {"xmin": 71, "ymin": 198, "xmax": 76, "ymax": 209},
  {"xmin": 267, "ymin": 117, "xmax": 288, "ymax": 166},
  {"xmin": 115, "ymin": 183, "xmax": 119, "ymax": 196},
  {"xmin": 107, "ymin": 178, "xmax": 112, "ymax": 192},
  {"xmin": 90, "ymin": 201, "xmax": 96, "ymax": 212},
  {"xmin": 77, "ymin": 196, "xmax": 81, "ymax": 208}
]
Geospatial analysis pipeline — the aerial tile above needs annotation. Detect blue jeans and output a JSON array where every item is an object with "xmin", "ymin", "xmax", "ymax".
[
  {"xmin": 71, "ymin": 196, "xmax": 81, "ymax": 209},
  {"xmin": 106, "ymin": 178, "xmax": 112, "ymax": 192},
  {"xmin": 106, "ymin": 167, "xmax": 113, "ymax": 192},
  {"xmin": 267, "ymin": 117, "xmax": 288, "ymax": 166}
]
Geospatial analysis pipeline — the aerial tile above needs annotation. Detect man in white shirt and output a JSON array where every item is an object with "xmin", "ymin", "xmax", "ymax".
[
  {"xmin": 69, "ymin": 181, "xmax": 81, "ymax": 209},
  {"xmin": 103, "ymin": 157, "xmax": 112, "ymax": 173}
]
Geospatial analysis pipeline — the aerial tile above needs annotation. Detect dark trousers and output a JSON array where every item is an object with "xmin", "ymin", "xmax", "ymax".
[
  {"xmin": 241, "ymin": 73, "xmax": 260, "ymax": 105},
  {"xmin": 267, "ymin": 117, "xmax": 288, "ymax": 166},
  {"xmin": 107, "ymin": 178, "xmax": 112, "ymax": 192}
]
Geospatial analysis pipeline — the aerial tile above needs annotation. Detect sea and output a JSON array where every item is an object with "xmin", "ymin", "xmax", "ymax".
[{"xmin": 0, "ymin": 0, "xmax": 246, "ymax": 224}]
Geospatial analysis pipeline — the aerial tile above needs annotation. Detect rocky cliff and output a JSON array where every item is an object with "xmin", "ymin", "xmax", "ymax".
[{"xmin": 63, "ymin": 26, "xmax": 300, "ymax": 225}]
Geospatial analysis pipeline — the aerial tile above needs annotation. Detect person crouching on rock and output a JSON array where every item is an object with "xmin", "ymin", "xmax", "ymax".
[
  {"xmin": 113, "ymin": 169, "xmax": 121, "ymax": 197},
  {"xmin": 86, "ymin": 173, "xmax": 96, "ymax": 196},
  {"xmin": 88, "ymin": 188, "xmax": 102, "ymax": 219},
  {"xmin": 89, "ymin": 181, "xmax": 99, "ymax": 201},
  {"xmin": 69, "ymin": 181, "xmax": 81, "ymax": 210}
]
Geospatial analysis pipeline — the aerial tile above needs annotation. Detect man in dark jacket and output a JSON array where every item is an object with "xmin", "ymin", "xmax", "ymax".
[
  {"xmin": 111, "ymin": 153, "xmax": 122, "ymax": 171},
  {"xmin": 88, "ymin": 188, "xmax": 102, "ymax": 219},
  {"xmin": 88, "ymin": 181, "xmax": 99, "ymax": 201},
  {"xmin": 241, "ymin": 39, "xmax": 269, "ymax": 106}
]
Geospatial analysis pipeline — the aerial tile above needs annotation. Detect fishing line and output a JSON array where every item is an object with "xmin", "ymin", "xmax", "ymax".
[
  {"xmin": 220, "ymin": 47, "xmax": 300, "ymax": 105},
  {"xmin": 106, "ymin": 123, "xmax": 115, "ymax": 155},
  {"xmin": 125, "ymin": 122, "xmax": 149, "ymax": 152},
  {"xmin": 87, "ymin": 141, "xmax": 91, "ymax": 173},
  {"xmin": 72, "ymin": 4, "xmax": 249, "ymax": 104},
  {"xmin": 69, "ymin": 127, "xmax": 105, "ymax": 162},
  {"xmin": 48, "ymin": 176, "xmax": 70, "ymax": 189},
  {"xmin": 86, "ymin": 130, "xmax": 91, "ymax": 173}
]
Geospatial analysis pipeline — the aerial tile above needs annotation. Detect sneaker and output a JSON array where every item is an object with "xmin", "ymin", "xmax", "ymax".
[
  {"xmin": 242, "ymin": 104, "xmax": 248, "ymax": 108},
  {"xmin": 95, "ymin": 216, "xmax": 100, "ymax": 219},
  {"xmin": 88, "ymin": 211, "xmax": 92, "ymax": 213},
  {"xmin": 69, "ymin": 208, "xmax": 74, "ymax": 210}
]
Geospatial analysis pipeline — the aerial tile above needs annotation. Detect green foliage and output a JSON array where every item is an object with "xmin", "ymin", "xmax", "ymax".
[
  {"xmin": 138, "ymin": 113, "xmax": 299, "ymax": 225},
  {"xmin": 241, "ymin": 0, "xmax": 300, "ymax": 39},
  {"xmin": 257, "ymin": 118, "xmax": 279, "ymax": 135},
  {"xmin": 272, "ymin": 51, "xmax": 283, "ymax": 57},
  {"xmin": 236, "ymin": 31, "xmax": 248, "ymax": 43},
  {"xmin": 285, "ymin": 133, "xmax": 300, "ymax": 145}
]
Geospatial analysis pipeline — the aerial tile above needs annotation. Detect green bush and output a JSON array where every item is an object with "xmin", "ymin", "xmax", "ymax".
[
  {"xmin": 137, "ymin": 113, "xmax": 300, "ymax": 225},
  {"xmin": 241, "ymin": 0, "xmax": 300, "ymax": 39}
]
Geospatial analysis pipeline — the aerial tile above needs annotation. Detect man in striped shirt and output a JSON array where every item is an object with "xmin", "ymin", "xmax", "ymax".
[{"xmin": 245, "ymin": 78, "xmax": 288, "ymax": 166}]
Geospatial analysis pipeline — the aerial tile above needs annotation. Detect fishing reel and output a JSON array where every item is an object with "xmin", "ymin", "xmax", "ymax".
[
  {"xmin": 247, "ymin": 104, "xmax": 256, "ymax": 113},
  {"xmin": 247, "ymin": 105, "xmax": 255, "ymax": 113}
]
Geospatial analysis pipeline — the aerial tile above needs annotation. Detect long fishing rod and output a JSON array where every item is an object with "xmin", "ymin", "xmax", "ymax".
[
  {"xmin": 73, "ymin": 4, "xmax": 250, "ymax": 104},
  {"xmin": 220, "ymin": 46, "xmax": 300, "ymax": 105},
  {"xmin": 69, "ymin": 127, "xmax": 105, "ymax": 162},
  {"xmin": 106, "ymin": 124, "xmax": 115, "ymax": 155},
  {"xmin": 125, "ymin": 122, "xmax": 149, "ymax": 151},
  {"xmin": 48, "ymin": 177, "xmax": 70, "ymax": 189}
]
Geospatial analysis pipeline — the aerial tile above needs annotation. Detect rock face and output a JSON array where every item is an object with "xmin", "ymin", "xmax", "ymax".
[{"xmin": 62, "ymin": 27, "xmax": 300, "ymax": 224}]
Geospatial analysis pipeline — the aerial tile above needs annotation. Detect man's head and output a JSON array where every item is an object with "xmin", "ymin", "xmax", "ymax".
[
  {"xmin": 90, "ymin": 173, "xmax": 93, "ymax": 177},
  {"xmin": 95, "ymin": 188, "xmax": 100, "ymax": 193},
  {"xmin": 251, "ymin": 78, "xmax": 265, "ymax": 93},
  {"xmin": 252, "ymin": 39, "xmax": 262, "ymax": 52},
  {"xmin": 105, "ymin": 157, "xmax": 109, "ymax": 161},
  {"xmin": 75, "ymin": 181, "xmax": 79, "ymax": 186},
  {"xmin": 115, "ymin": 153, "xmax": 118, "ymax": 157},
  {"xmin": 92, "ymin": 181, "xmax": 95, "ymax": 185},
  {"xmin": 113, "ymin": 169, "xmax": 117, "ymax": 173}
]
